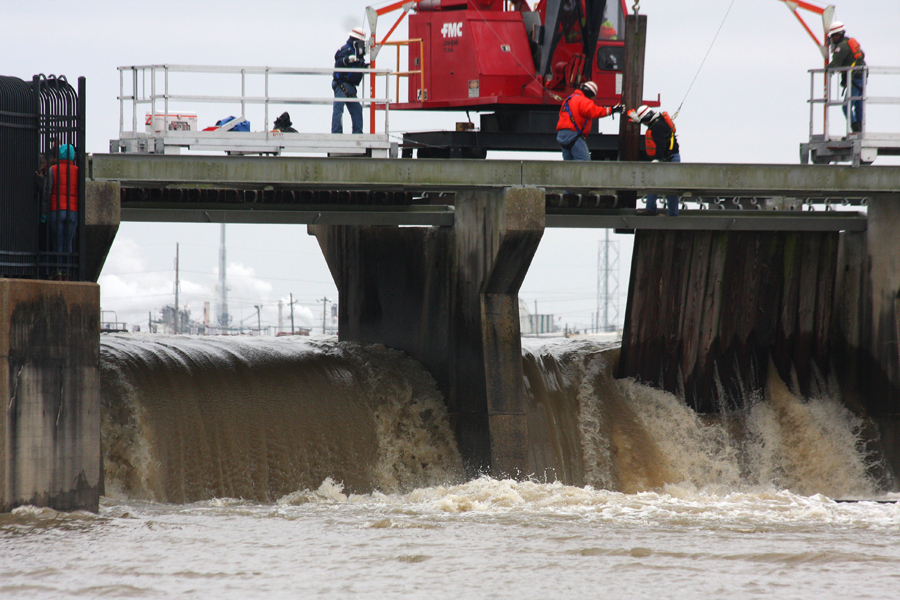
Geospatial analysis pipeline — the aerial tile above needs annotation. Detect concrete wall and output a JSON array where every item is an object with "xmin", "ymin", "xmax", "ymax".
[
  {"xmin": 833, "ymin": 197, "xmax": 900, "ymax": 479},
  {"xmin": 0, "ymin": 280, "xmax": 101, "ymax": 512}
]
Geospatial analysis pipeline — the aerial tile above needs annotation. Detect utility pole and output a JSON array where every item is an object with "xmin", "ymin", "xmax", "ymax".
[
  {"xmin": 174, "ymin": 243, "xmax": 180, "ymax": 334},
  {"xmin": 254, "ymin": 305, "xmax": 262, "ymax": 334},
  {"xmin": 278, "ymin": 299, "xmax": 283, "ymax": 334},
  {"xmin": 320, "ymin": 297, "xmax": 331, "ymax": 335},
  {"xmin": 289, "ymin": 293, "xmax": 295, "ymax": 334},
  {"xmin": 217, "ymin": 223, "xmax": 229, "ymax": 332}
]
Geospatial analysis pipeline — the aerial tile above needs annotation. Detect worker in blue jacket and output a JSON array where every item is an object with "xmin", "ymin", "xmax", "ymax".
[{"xmin": 332, "ymin": 27, "xmax": 368, "ymax": 134}]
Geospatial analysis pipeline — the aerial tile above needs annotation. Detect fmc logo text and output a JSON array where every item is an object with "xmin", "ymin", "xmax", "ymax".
[{"xmin": 441, "ymin": 22, "xmax": 463, "ymax": 38}]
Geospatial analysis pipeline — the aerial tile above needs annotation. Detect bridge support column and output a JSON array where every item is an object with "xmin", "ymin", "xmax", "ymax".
[
  {"xmin": 0, "ymin": 280, "xmax": 101, "ymax": 512},
  {"xmin": 312, "ymin": 187, "xmax": 544, "ymax": 478},
  {"xmin": 83, "ymin": 181, "xmax": 120, "ymax": 283}
]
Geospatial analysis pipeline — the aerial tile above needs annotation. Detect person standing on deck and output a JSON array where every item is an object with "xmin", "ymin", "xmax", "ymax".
[
  {"xmin": 332, "ymin": 27, "xmax": 369, "ymax": 134},
  {"xmin": 630, "ymin": 105, "xmax": 681, "ymax": 217},
  {"xmin": 826, "ymin": 21, "xmax": 866, "ymax": 134}
]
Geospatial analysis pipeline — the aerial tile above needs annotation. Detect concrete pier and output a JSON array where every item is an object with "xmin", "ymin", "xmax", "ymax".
[
  {"xmin": 0, "ymin": 280, "xmax": 101, "ymax": 512},
  {"xmin": 83, "ymin": 181, "xmax": 121, "ymax": 282},
  {"xmin": 833, "ymin": 196, "xmax": 900, "ymax": 475},
  {"xmin": 313, "ymin": 187, "xmax": 544, "ymax": 477}
]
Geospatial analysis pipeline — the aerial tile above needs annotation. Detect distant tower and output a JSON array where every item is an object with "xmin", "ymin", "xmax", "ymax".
[
  {"xmin": 597, "ymin": 230, "xmax": 619, "ymax": 332},
  {"xmin": 217, "ymin": 223, "xmax": 230, "ymax": 329}
]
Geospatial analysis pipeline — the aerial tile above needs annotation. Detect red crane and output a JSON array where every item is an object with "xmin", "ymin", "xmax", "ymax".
[{"xmin": 366, "ymin": 0, "xmax": 656, "ymax": 158}]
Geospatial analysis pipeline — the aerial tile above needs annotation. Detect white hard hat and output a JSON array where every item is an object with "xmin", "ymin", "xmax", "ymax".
[
  {"xmin": 350, "ymin": 27, "xmax": 366, "ymax": 40},
  {"xmin": 632, "ymin": 105, "xmax": 655, "ymax": 123},
  {"xmin": 581, "ymin": 81, "xmax": 598, "ymax": 96},
  {"xmin": 827, "ymin": 21, "xmax": 845, "ymax": 36}
]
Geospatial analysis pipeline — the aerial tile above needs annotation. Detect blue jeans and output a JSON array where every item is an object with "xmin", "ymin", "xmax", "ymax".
[
  {"xmin": 557, "ymin": 129, "xmax": 590, "ymax": 161},
  {"xmin": 332, "ymin": 82, "xmax": 362, "ymax": 134},
  {"xmin": 843, "ymin": 78, "xmax": 863, "ymax": 127},
  {"xmin": 646, "ymin": 153, "xmax": 681, "ymax": 216},
  {"xmin": 49, "ymin": 209, "xmax": 78, "ymax": 254}
]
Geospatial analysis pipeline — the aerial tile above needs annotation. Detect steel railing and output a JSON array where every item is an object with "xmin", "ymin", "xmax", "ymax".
[
  {"xmin": 808, "ymin": 65, "xmax": 900, "ymax": 141},
  {"xmin": 117, "ymin": 64, "xmax": 396, "ymax": 143}
]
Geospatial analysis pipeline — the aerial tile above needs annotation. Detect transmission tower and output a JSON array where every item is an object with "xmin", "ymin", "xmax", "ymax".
[{"xmin": 596, "ymin": 230, "xmax": 619, "ymax": 332}]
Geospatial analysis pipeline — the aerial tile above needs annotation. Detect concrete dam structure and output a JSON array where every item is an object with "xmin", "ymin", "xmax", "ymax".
[{"xmin": 3, "ymin": 154, "xmax": 900, "ymax": 511}]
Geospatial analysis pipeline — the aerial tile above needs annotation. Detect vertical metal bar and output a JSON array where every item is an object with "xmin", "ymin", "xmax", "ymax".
[
  {"xmin": 164, "ymin": 66, "xmax": 170, "ymax": 134},
  {"xmin": 824, "ymin": 70, "xmax": 831, "ymax": 140},
  {"xmin": 132, "ymin": 68, "xmax": 138, "ymax": 137},
  {"xmin": 385, "ymin": 70, "xmax": 390, "ymax": 136},
  {"xmin": 241, "ymin": 69, "xmax": 246, "ymax": 123},
  {"xmin": 118, "ymin": 67, "xmax": 124, "ymax": 139},
  {"xmin": 77, "ymin": 76, "xmax": 86, "ymax": 281},
  {"xmin": 369, "ymin": 61, "xmax": 376, "ymax": 134},
  {"xmin": 264, "ymin": 67, "xmax": 269, "ymax": 139}
]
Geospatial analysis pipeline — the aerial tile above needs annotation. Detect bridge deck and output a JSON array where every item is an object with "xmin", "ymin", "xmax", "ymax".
[{"xmin": 89, "ymin": 154, "xmax": 899, "ymax": 231}]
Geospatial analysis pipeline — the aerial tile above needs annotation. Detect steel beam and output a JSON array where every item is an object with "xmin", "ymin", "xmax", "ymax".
[
  {"xmin": 119, "ymin": 206, "xmax": 866, "ymax": 231},
  {"xmin": 121, "ymin": 207, "xmax": 455, "ymax": 227},
  {"xmin": 546, "ymin": 210, "xmax": 868, "ymax": 231}
]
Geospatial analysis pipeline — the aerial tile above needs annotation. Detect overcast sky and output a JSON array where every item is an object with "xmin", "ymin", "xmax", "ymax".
[{"xmin": 4, "ymin": 0, "xmax": 898, "ymax": 333}]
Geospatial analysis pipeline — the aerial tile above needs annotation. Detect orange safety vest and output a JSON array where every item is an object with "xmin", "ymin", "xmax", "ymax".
[
  {"xmin": 50, "ymin": 160, "xmax": 79, "ymax": 212},
  {"xmin": 847, "ymin": 38, "xmax": 864, "ymax": 62},
  {"xmin": 644, "ymin": 112, "xmax": 677, "ymax": 158}
]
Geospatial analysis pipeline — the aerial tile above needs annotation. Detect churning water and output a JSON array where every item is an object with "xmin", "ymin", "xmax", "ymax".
[{"xmin": 2, "ymin": 334, "xmax": 898, "ymax": 599}]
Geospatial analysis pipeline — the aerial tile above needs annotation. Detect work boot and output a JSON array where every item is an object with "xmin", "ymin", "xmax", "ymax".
[
  {"xmin": 851, "ymin": 121, "xmax": 862, "ymax": 133},
  {"xmin": 635, "ymin": 209, "xmax": 658, "ymax": 216}
]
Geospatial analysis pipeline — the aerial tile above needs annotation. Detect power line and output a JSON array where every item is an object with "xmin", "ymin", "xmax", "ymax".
[{"xmin": 673, "ymin": 0, "xmax": 739, "ymax": 119}]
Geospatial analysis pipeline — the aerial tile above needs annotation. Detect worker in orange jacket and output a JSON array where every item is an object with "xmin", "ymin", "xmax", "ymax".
[{"xmin": 556, "ymin": 81, "xmax": 622, "ymax": 161}]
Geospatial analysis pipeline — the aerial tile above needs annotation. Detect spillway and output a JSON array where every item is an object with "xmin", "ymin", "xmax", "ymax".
[{"xmin": 100, "ymin": 335, "xmax": 888, "ymax": 503}]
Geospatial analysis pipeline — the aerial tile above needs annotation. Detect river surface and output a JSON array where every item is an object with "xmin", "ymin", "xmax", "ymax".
[
  {"xmin": 3, "ymin": 482, "xmax": 900, "ymax": 599},
  {"xmin": 1, "ymin": 335, "xmax": 898, "ymax": 598}
]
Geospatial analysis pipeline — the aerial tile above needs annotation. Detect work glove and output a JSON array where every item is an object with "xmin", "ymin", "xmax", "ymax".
[
  {"xmin": 611, "ymin": 104, "xmax": 625, "ymax": 114},
  {"xmin": 347, "ymin": 55, "xmax": 358, "ymax": 64}
]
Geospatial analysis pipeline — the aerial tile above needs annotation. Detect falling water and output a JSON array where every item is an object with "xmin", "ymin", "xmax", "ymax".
[{"xmin": 101, "ymin": 334, "xmax": 887, "ymax": 501}]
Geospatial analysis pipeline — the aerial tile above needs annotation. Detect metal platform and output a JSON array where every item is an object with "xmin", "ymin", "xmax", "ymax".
[
  {"xmin": 112, "ymin": 131, "xmax": 396, "ymax": 158},
  {"xmin": 801, "ymin": 66, "xmax": 900, "ymax": 167},
  {"xmin": 110, "ymin": 64, "xmax": 398, "ymax": 157}
]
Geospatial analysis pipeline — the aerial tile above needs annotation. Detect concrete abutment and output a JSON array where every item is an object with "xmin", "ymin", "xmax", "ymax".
[{"xmin": 0, "ymin": 280, "xmax": 101, "ymax": 512}]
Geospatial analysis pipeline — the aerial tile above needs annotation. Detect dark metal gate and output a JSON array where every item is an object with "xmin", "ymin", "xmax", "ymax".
[{"xmin": 0, "ymin": 74, "xmax": 85, "ymax": 280}]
